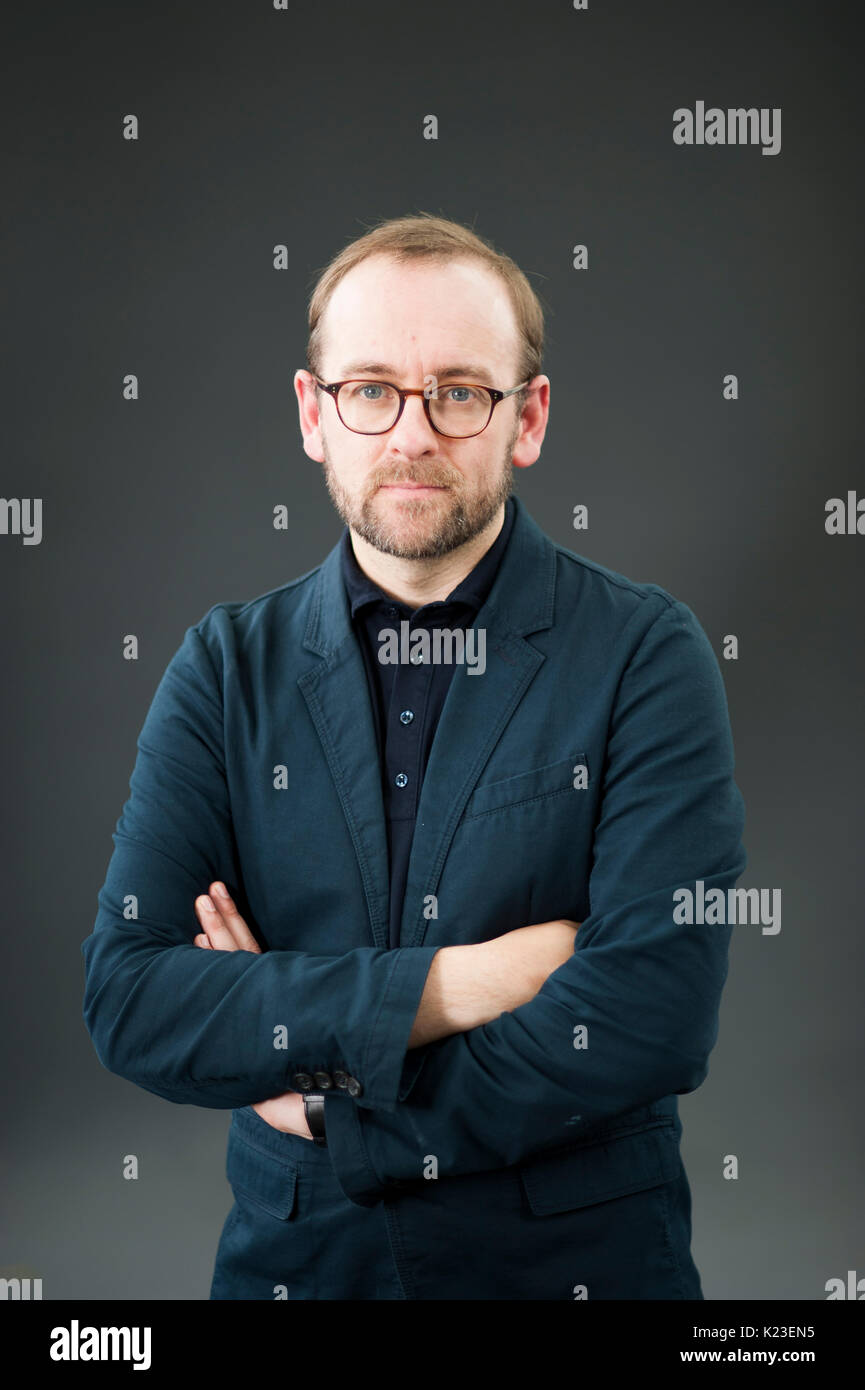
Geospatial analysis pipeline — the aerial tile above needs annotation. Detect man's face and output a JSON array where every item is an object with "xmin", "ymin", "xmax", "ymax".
[{"xmin": 304, "ymin": 255, "xmax": 528, "ymax": 560}]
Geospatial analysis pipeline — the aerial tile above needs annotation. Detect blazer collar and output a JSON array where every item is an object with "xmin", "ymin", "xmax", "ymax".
[{"xmin": 303, "ymin": 493, "xmax": 554, "ymax": 657}]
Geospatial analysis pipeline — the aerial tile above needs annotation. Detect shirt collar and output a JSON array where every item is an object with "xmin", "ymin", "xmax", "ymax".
[{"xmin": 340, "ymin": 495, "xmax": 516, "ymax": 619}]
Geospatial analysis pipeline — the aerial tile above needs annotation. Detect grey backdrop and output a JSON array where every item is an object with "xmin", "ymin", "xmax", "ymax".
[{"xmin": 2, "ymin": 0, "xmax": 862, "ymax": 1299}]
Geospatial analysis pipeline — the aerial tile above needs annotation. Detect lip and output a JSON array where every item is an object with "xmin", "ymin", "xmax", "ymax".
[{"xmin": 379, "ymin": 483, "xmax": 448, "ymax": 492}]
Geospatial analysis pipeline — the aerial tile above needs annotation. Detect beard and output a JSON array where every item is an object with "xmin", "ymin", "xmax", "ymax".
[{"xmin": 320, "ymin": 428, "xmax": 518, "ymax": 561}]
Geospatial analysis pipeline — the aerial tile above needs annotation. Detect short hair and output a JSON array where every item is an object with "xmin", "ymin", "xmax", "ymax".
[{"xmin": 305, "ymin": 212, "xmax": 547, "ymax": 418}]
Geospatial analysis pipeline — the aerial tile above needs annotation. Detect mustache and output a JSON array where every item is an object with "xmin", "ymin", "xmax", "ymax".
[{"xmin": 372, "ymin": 468, "xmax": 458, "ymax": 488}]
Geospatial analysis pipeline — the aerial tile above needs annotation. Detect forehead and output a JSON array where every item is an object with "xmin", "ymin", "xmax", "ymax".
[{"xmin": 320, "ymin": 254, "xmax": 520, "ymax": 379}]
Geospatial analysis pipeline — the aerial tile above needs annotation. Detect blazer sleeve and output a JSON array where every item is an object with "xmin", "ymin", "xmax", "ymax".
[
  {"xmin": 81, "ymin": 618, "xmax": 439, "ymax": 1113},
  {"xmin": 324, "ymin": 597, "xmax": 748, "ymax": 1204}
]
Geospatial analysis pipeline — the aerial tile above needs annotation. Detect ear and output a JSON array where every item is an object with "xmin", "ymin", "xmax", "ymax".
[
  {"xmin": 511, "ymin": 376, "xmax": 550, "ymax": 471},
  {"xmin": 295, "ymin": 370, "xmax": 325, "ymax": 463}
]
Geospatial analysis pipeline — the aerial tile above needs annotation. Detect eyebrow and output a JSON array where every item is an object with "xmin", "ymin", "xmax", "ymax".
[{"xmin": 335, "ymin": 361, "xmax": 498, "ymax": 386}]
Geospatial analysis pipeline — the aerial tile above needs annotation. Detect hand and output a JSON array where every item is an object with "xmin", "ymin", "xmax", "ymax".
[
  {"xmin": 245, "ymin": 1089, "xmax": 313, "ymax": 1138},
  {"xmin": 193, "ymin": 882, "xmax": 262, "ymax": 954},
  {"xmin": 193, "ymin": 883, "xmax": 313, "ymax": 1140}
]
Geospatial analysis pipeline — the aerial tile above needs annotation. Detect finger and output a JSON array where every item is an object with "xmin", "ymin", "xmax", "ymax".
[
  {"xmin": 194, "ymin": 896, "xmax": 216, "ymax": 933},
  {"xmin": 195, "ymin": 894, "xmax": 240, "ymax": 951},
  {"xmin": 207, "ymin": 883, "xmax": 262, "ymax": 953},
  {"xmin": 193, "ymin": 933, "xmax": 212, "ymax": 949}
]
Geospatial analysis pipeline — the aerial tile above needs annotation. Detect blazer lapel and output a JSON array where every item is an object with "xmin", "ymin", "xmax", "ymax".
[
  {"xmin": 297, "ymin": 495, "xmax": 557, "ymax": 953},
  {"xmin": 297, "ymin": 542, "xmax": 391, "ymax": 949},
  {"xmin": 398, "ymin": 496, "xmax": 557, "ymax": 947}
]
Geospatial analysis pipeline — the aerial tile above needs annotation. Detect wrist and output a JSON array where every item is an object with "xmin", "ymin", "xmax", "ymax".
[{"xmin": 302, "ymin": 1092, "xmax": 327, "ymax": 1146}]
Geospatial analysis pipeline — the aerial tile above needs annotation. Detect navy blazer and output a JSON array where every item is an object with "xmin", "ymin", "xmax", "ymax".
[{"xmin": 82, "ymin": 495, "xmax": 746, "ymax": 1300}]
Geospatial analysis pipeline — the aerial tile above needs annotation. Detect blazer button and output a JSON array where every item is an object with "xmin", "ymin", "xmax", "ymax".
[
  {"xmin": 292, "ymin": 1072, "xmax": 315, "ymax": 1091},
  {"xmin": 333, "ymin": 1071, "xmax": 350, "ymax": 1089},
  {"xmin": 346, "ymin": 1076, "xmax": 363, "ymax": 1098},
  {"xmin": 313, "ymin": 1070, "xmax": 334, "ymax": 1090}
]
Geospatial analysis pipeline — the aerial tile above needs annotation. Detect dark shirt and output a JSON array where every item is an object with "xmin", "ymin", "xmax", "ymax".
[{"xmin": 340, "ymin": 496, "xmax": 516, "ymax": 948}]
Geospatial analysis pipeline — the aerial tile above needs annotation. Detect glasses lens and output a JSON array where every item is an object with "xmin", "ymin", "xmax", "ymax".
[
  {"xmin": 337, "ymin": 381, "xmax": 400, "ymax": 432},
  {"xmin": 430, "ymin": 385, "xmax": 492, "ymax": 436}
]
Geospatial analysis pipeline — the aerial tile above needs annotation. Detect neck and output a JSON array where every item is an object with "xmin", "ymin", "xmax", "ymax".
[{"xmin": 349, "ymin": 504, "xmax": 506, "ymax": 608}]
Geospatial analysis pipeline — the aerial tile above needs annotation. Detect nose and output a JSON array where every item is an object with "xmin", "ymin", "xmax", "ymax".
[{"xmin": 385, "ymin": 391, "xmax": 440, "ymax": 453}]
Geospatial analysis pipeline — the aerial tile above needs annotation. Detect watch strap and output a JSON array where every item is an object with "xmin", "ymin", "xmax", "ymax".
[{"xmin": 303, "ymin": 1091, "xmax": 327, "ymax": 1146}]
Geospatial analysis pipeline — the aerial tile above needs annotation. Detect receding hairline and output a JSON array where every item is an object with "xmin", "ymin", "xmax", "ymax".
[
  {"xmin": 316, "ymin": 254, "xmax": 521, "ymax": 379},
  {"xmin": 304, "ymin": 213, "xmax": 547, "ymax": 406}
]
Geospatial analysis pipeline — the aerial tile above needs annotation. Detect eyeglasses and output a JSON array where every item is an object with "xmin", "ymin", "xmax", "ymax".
[{"xmin": 313, "ymin": 376, "xmax": 531, "ymax": 439}]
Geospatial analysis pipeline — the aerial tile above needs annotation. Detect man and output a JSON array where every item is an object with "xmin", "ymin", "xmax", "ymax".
[{"xmin": 82, "ymin": 213, "xmax": 746, "ymax": 1300}]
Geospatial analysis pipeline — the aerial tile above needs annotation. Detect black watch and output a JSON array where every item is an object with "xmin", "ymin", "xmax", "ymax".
[{"xmin": 302, "ymin": 1092, "xmax": 327, "ymax": 1147}]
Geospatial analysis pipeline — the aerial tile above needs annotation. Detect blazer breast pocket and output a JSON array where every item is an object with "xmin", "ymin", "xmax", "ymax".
[
  {"xmin": 226, "ymin": 1126, "xmax": 299, "ymax": 1221},
  {"xmin": 463, "ymin": 754, "xmax": 588, "ymax": 821},
  {"xmin": 517, "ymin": 1119, "xmax": 680, "ymax": 1216}
]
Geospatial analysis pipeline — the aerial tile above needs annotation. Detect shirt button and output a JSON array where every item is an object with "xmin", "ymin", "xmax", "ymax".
[
  {"xmin": 346, "ymin": 1076, "xmax": 363, "ymax": 1098},
  {"xmin": 399, "ymin": 710, "xmax": 414, "ymax": 725},
  {"xmin": 385, "ymin": 605, "xmax": 399, "ymax": 617},
  {"xmin": 395, "ymin": 772, "xmax": 408, "ymax": 788},
  {"xmin": 410, "ymin": 649, "xmax": 424, "ymax": 665}
]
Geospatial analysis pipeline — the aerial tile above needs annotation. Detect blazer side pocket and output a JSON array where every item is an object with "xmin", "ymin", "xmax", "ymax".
[
  {"xmin": 518, "ymin": 1120, "xmax": 680, "ymax": 1216},
  {"xmin": 227, "ymin": 1128, "xmax": 299, "ymax": 1220}
]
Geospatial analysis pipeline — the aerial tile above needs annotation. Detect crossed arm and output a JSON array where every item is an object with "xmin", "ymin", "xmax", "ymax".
[
  {"xmin": 191, "ymin": 881, "xmax": 579, "ymax": 1139},
  {"xmin": 83, "ymin": 598, "xmax": 745, "ymax": 1200}
]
